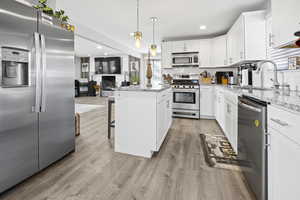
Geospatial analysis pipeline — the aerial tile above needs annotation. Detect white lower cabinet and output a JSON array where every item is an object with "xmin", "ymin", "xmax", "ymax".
[
  {"xmin": 115, "ymin": 88, "xmax": 172, "ymax": 158},
  {"xmin": 215, "ymin": 88, "xmax": 225, "ymax": 130},
  {"xmin": 156, "ymin": 89, "xmax": 173, "ymax": 150},
  {"xmin": 203, "ymin": 86, "xmax": 238, "ymax": 152},
  {"xmin": 268, "ymin": 127, "xmax": 300, "ymax": 200},
  {"xmin": 224, "ymin": 93, "xmax": 238, "ymax": 152},
  {"xmin": 268, "ymin": 105, "xmax": 300, "ymax": 199},
  {"xmin": 200, "ymin": 86, "xmax": 215, "ymax": 118}
]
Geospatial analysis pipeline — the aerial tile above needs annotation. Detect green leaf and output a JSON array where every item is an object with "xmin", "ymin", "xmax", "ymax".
[
  {"xmin": 61, "ymin": 16, "xmax": 69, "ymax": 22},
  {"xmin": 39, "ymin": 0, "xmax": 47, "ymax": 4}
]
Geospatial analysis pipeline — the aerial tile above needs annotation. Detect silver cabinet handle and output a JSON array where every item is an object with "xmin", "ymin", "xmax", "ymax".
[
  {"xmin": 40, "ymin": 34, "xmax": 47, "ymax": 112},
  {"xmin": 34, "ymin": 32, "xmax": 41, "ymax": 113},
  {"xmin": 270, "ymin": 118, "xmax": 289, "ymax": 127},
  {"xmin": 240, "ymin": 52, "xmax": 243, "ymax": 59},
  {"xmin": 269, "ymin": 33, "xmax": 274, "ymax": 47}
]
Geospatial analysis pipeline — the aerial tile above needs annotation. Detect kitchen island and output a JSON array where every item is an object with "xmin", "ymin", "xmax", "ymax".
[{"xmin": 114, "ymin": 85, "xmax": 173, "ymax": 158}]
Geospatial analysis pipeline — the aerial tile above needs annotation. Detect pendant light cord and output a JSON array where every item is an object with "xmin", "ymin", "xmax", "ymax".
[
  {"xmin": 137, "ymin": 0, "xmax": 139, "ymax": 31},
  {"xmin": 153, "ymin": 19, "xmax": 155, "ymax": 44}
]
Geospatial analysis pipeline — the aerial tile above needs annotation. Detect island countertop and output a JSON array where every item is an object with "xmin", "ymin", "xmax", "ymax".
[{"xmin": 115, "ymin": 84, "xmax": 171, "ymax": 92}]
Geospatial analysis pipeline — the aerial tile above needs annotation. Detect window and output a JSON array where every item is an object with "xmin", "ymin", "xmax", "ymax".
[{"xmin": 150, "ymin": 59, "xmax": 161, "ymax": 84}]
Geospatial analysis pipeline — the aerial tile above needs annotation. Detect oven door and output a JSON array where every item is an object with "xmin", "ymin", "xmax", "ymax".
[
  {"xmin": 172, "ymin": 89, "xmax": 199, "ymax": 110},
  {"xmin": 172, "ymin": 57, "xmax": 192, "ymax": 64}
]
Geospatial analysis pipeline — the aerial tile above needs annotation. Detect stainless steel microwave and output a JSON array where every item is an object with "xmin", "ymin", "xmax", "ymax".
[{"xmin": 172, "ymin": 52, "xmax": 199, "ymax": 66}]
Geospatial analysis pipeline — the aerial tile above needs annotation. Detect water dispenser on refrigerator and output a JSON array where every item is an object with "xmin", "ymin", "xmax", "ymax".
[{"xmin": 1, "ymin": 47, "xmax": 29, "ymax": 87}]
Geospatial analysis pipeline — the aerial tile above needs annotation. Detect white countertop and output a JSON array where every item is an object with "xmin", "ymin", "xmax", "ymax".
[
  {"xmin": 214, "ymin": 85, "xmax": 300, "ymax": 113},
  {"xmin": 115, "ymin": 84, "xmax": 171, "ymax": 92}
]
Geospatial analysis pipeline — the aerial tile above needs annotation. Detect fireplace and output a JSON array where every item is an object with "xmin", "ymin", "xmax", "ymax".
[{"xmin": 102, "ymin": 76, "xmax": 116, "ymax": 91}]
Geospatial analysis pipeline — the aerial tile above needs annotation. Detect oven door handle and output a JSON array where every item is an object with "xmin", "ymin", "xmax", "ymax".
[{"xmin": 238, "ymin": 101, "xmax": 262, "ymax": 113}]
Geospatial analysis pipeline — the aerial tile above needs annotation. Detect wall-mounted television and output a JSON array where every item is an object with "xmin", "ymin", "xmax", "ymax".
[{"xmin": 95, "ymin": 57, "xmax": 121, "ymax": 74}]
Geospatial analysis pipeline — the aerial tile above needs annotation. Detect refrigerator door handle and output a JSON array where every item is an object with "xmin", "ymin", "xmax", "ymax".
[
  {"xmin": 34, "ymin": 32, "xmax": 41, "ymax": 113},
  {"xmin": 40, "ymin": 34, "xmax": 47, "ymax": 112}
]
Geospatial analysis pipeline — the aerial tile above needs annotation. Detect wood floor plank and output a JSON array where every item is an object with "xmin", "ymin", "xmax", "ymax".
[{"xmin": 0, "ymin": 96, "xmax": 255, "ymax": 200}]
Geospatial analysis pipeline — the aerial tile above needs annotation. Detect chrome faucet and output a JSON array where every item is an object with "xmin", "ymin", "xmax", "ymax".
[{"xmin": 256, "ymin": 60, "xmax": 280, "ymax": 89}]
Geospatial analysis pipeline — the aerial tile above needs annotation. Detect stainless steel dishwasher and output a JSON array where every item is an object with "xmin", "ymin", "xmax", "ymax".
[{"xmin": 238, "ymin": 95, "xmax": 268, "ymax": 200}]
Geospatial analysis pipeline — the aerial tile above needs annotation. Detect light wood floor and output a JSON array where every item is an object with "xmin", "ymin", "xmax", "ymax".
[{"xmin": 0, "ymin": 96, "xmax": 255, "ymax": 200}]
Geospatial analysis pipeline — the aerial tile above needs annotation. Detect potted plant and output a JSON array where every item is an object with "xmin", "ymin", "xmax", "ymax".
[{"xmin": 34, "ymin": 0, "xmax": 70, "ymax": 23}]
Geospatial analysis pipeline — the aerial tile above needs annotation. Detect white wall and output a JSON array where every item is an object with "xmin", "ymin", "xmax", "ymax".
[{"xmin": 74, "ymin": 56, "xmax": 81, "ymax": 80}]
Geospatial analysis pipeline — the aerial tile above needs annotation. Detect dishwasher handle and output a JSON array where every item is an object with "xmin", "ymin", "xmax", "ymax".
[{"xmin": 238, "ymin": 101, "xmax": 262, "ymax": 113}]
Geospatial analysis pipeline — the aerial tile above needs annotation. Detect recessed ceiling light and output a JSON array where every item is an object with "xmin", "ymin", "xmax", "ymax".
[
  {"xmin": 97, "ymin": 45, "xmax": 103, "ymax": 49},
  {"xmin": 104, "ymin": 52, "xmax": 108, "ymax": 56},
  {"xmin": 200, "ymin": 25, "xmax": 207, "ymax": 30}
]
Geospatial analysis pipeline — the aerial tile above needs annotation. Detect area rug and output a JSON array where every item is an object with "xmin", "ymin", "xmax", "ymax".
[
  {"xmin": 200, "ymin": 134, "xmax": 249, "ymax": 171},
  {"xmin": 75, "ymin": 104, "xmax": 104, "ymax": 114}
]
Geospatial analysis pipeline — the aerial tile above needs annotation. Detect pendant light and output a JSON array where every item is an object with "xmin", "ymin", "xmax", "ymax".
[
  {"xmin": 150, "ymin": 17, "xmax": 158, "ymax": 56},
  {"xmin": 134, "ymin": 0, "xmax": 142, "ymax": 48}
]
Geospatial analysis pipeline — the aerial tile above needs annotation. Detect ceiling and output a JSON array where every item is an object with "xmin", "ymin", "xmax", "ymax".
[
  {"xmin": 75, "ymin": 35, "xmax": 122, "ymax": 57},
  {"xmin": 57, "ymin": 0, "xmax": 267, "ymax": 54}
]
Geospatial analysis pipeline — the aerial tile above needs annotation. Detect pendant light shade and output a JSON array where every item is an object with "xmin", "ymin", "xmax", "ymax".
[
  {"xmin": 134, "ymin": 0, "xmax": 142, "ymax": 48},
  {"xmin": 134, "ymin": 31, "xmax": 142, "ymax": 48},
  {"xmin": 150, "ymin": 17, "xmax": 158, "ymax": 56},
  {"xmin": 150, "ymin": 44, "xmax": 157, "ymax": 56}
]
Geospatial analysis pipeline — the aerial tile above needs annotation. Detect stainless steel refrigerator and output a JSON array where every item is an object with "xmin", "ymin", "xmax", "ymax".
[{"xmin": 0, "ymin": 0, "xmax": 75, "ymax": 193}]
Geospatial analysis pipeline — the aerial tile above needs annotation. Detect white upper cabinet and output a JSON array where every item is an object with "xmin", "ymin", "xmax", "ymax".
[
  {"xmin": 185, "ymin": 40, "xmax": 201, "ymax": 52},
  {"xmin": 161, "ymin": 10, "xmax": 267, "ymax": 68},
  {"xmin": 272, "ymin": 0, "xmax": 300, "ymax": 47},
  {"xmin": 227, "ymin": 11, "xmax": 266, "ymax": 65},
  {"xmin": 172, "ymin": 41, "xmax": 185, "ymax": 52},
  {"xmin": 161, "ymin": 39, "xmax": 211, "ymax": 67},
  {"xmin": 172, "ymin": 40, "xmax": 200, "ymax": 53},
  {"xmin": 199, "ymin": 39, "xmax": 212, "ymax": 67},
  {"xmin": 211, "ymin": 35, "xmax": 227, "ymax": 66},
  {"xmin": 227, "ymin": 15, "xmax": 244, "ymax": 64},
  {"xmin": 161, "ymin": 41, "xmax": 173, "ymax": 69}
]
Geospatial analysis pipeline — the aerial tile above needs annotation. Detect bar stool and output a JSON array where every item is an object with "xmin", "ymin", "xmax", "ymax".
[{"xmin": 108, "ymin": 96, "xmax": 115, "ymax": 139}]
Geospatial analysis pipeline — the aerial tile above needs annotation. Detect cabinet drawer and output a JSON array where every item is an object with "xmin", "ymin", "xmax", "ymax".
[
  {"xmin": 268, "ymin": 105, "xmax": 300, "ymax": 145},
  {"xmin": 157, "ymin": 88, "xmax": 171, "ymax": 102},
  {"xmin": 224, "ymin": 91, "xmax": 238, "ymax": 105}
]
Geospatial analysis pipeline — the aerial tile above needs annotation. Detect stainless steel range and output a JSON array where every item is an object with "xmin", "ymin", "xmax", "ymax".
[{"xmin": 172, "ymin": 79, "xmax": 200, "ymax": 119}]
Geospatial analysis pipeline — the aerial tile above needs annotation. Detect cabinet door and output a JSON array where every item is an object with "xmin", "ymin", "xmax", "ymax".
[
  {"xmin": 216, "ymin": 90, "xmax": 225, "ymax": 129},
  {"xmin": 211, "ymin": 35, "xmax": 227, "ymax": 66},
  {"xmin": 272, "ymin": 0, "xmax": 300, "ymax": 47},
  {"xmin": 199, "ymin": 39, "xmax": 212, "ymax": 67},
  {"xmin": 224, "ymin": 101, "xmax": 232, "ymax": 141},
  {"xmin": 156, "ymin": 100, "xmax": 165, "ymax": 150},
  {"xmin": 166, "ymin": 93, "xmax": 173, "ymax": 130},
  {"xmin": 200, "ymin": 86, "xmax": 215, "ymax": 117},
  {"xmin": 226, "ymin": 31, "xmax": 235, "ymax": 65},
  {"xmin": 231, "ymin": 102, "xmax": 238, "ymax": 152},
  {"xmin": 268, "ymin": 127, "xmax": 300, "ymax": 200},
  {"xmin": 172, "ymin": 41, "xmax": 185, "ymax": 52},
  {"xmin": 185, "ymin": 40, "xmax": 200, "ymax": 52},
  {"xmin": 227, "ymin": 15, "xmax": 245, "ymax": 64},
  {"xmin": 161, "ymin": 42, "xmax": 173, "ymax": 69},
  {"xmin": 233, "ymin": 15, "xmax": 245, "ymax": 63},
  {"xmin": 266, "ymin": 16, "xmax": 273, "ymax": 59}
]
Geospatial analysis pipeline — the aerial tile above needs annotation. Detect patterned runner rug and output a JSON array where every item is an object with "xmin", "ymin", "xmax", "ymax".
[{"xmin": 200, "ymin": 134, "xmax": 249, "ymax": 171}]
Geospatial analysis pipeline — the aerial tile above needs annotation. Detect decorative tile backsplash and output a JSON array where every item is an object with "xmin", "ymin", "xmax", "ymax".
[{"xmin": 270, "ymin": 48, "xmax": 300, "ymax": 91}]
